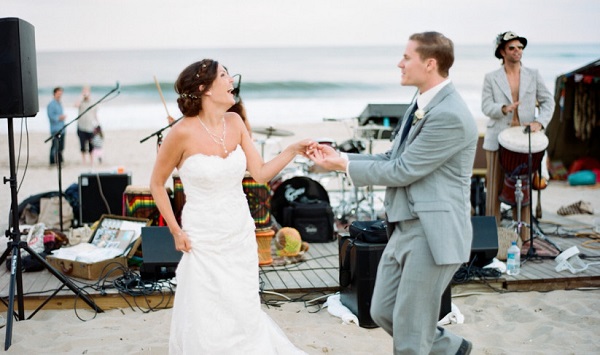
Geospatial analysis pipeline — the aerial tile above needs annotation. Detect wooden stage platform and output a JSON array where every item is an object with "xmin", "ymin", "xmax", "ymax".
[{"xmin": 1, "ymin": 217, "xmax": 599, "ymax": 314}]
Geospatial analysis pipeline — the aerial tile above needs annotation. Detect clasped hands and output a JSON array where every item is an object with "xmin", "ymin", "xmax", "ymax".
[{"xmin": 304, "ymin": 142, "xmax": 348, "ymax": 172}]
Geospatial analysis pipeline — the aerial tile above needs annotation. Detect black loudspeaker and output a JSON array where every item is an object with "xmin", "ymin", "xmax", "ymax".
[
  {"xmin": 339, "ymin": 236, "xmax": 451, "ymax": 328},
  {"xmin": 339, "ymin": 237, "xmax": 386, "ymax": 328},
  {"xmin": 470, "ymin": 216, "xmax": 499, "ymax": 267},
  {"xmin": 0, "ymin": 18, "xmax": 38, "ymax": 118},
  {"xmin": 78, "ymin": 173, "xmax": 131, "ymax": 225},
  {"xmin": 140, "ymin": 226, "xmax": 182, "ymax": 280}
]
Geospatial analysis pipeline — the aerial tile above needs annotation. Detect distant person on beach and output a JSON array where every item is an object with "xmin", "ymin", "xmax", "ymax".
[
  {"xmin": 309, "ymin": 31, "xmax": 477, "ymax": 354},
  {"xmin": 91, "ymin": 125, "xmax": 104, "ymax": 164},
  {"xmin": 47, "ymin": 87, "xmax": 66, "ymax": 166},
  {"xmin": 481, "ymin": 31, "xmax": 554, "ymax": 240},
  {"xmin": 76, "ymin": 85, "xmax": 99, "ymax": 165},
  {"xmin": 149, "ymin": 59, "xmax": 314, "ymax": 354}
]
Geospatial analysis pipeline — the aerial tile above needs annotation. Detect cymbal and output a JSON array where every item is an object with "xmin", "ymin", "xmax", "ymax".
[{"xmin": 253, "ymin": 126, "xmax": 294, "ymax": 137}]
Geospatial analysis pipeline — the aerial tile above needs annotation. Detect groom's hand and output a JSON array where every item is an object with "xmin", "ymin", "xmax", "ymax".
[{"xmin": 308, "ymin": 144, "xmax": 348, "ymax": 172}]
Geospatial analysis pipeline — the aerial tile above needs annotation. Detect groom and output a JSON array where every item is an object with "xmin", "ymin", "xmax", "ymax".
[{"xmin": 309, "ymin": 32, "xmax": 477, "ymax": 354}]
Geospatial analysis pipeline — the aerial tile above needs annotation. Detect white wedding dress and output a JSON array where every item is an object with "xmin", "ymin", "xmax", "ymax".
[{"xmin": 170, "ymin": 145, "xmax": 305, "ymax": 355}]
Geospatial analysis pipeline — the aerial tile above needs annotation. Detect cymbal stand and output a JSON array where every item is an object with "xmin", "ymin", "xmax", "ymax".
[
  {"xmin": 331, "ymin": 173, "xmax": 356, "ymax": 224},
  {"xmin": 367, "ymin": 137, "xmax": 379, "ymax": 219},
  {"xmin": 353, "ymin": 128, "xmax": 378, "ymax": 220}
]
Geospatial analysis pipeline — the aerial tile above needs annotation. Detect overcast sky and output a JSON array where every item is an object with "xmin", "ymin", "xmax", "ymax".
[{"xmin": 5, "ymin": 0, "xmax": 600, "ymax": 52}]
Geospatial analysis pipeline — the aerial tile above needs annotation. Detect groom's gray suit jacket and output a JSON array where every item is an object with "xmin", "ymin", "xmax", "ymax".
[{"xmin": 348, "ymin": 83, "xmax": 478, "ymax": 265}]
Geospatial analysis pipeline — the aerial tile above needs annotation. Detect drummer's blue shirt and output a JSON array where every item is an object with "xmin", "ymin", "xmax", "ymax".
[{"xmin": 47, "ymin": 99, "xmax": 64, "ymax": 133}]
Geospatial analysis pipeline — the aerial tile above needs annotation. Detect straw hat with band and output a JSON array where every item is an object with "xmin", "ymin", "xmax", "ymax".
[{"xmin": 495, "ymin": 31, "xmax": 528, "ymax": 59}]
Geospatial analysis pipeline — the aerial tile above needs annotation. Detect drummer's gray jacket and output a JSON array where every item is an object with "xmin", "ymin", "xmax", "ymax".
[{"xmin": 481, "ymin": 65, "xmax": 555, "ymax": 151}]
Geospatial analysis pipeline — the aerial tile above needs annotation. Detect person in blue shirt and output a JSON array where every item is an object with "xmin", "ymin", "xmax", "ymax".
[{"xmin": 48, "ymin": 87, "xmax": 67, "ymax": 165}]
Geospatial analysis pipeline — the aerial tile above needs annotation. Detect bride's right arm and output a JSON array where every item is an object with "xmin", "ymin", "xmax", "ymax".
[{"xmin": 150, "ymin": 126, "xmax": 191, "ymax": 252}]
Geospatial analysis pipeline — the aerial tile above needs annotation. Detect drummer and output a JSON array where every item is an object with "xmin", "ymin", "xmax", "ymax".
[{"xmin": 481, "ymin": 31, "xmax": 555, "ymax": 240}]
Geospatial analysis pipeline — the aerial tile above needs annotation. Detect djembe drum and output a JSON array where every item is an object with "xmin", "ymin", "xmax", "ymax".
[
  {"xmin": 123, "ymin": 185, "xmax": 171, "ymax": 226},
  {"xmin": 172, "ymin": 173, "xmax": 186, "ymax": 225},
  {"xmin": 497, "ymin": 126, "xmax": 548, "ymax": 206},
  {"xmin": 242, "ymin": 172, "xmax": 272, "ymax": 229},
  {"xmin": 255, "ymin": 227, "xmax": 275, "ymax": 266}
]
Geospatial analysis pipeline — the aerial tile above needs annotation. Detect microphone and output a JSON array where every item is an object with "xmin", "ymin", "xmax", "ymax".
[
  {"xmin": 231, "ymin": 74, "xmax": 241, "ymax": 99},
  {"xmin": 523, "ymin": 125, "xmax": 531, "ymax": 134}
]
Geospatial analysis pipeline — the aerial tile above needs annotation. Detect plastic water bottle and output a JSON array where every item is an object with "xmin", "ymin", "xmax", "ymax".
[{"xmin": 507, "ymin": 241, "xmax": 521, "ymax": 275}]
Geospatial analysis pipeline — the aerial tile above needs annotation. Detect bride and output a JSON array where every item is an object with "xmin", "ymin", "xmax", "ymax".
[{"xmin": 150, "ymin": 59, "xmax": 313, "ymax": 354}]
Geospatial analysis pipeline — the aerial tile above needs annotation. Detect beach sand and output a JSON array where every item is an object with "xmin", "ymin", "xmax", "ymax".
[
  {"xmin": 1, "ymin": 289, "xmax": 599, "ymax": 354},
  {"xmin": 1, "ymin": 121, "xmax": 600, "ymax": 354}
]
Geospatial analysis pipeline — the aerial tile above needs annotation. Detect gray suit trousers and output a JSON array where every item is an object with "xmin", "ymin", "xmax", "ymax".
[{"xmin": 370, "ymin": 220, "xmax": 464, "ymax": 354}]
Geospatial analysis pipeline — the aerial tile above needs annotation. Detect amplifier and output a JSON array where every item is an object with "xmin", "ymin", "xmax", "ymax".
[
  {"xmin": 140, "ymin": 226, "xmax": 182, "ymax": 281},
  {"xmin": 470, "ymin": 216, "xmax": 499, "ymax": 267},
  {"xmin": 78, "ymin": 173, "xmax": 131, "ymax": 225},
  {"xmin": 339, "ymin": 236, "xmax": 451, "ymax": 328}
]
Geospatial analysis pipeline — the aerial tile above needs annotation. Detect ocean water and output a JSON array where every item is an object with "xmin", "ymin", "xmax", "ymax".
[{"xmin": 2, "ymin": 44, "xmax": 599, "ymax": 134}]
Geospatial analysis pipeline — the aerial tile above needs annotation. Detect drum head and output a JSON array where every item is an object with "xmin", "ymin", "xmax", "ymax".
[
  {"xmin": 498, "ymin": 126, "xmax": 549, "ymax": 154},
  {"xmin": 271, "ymin": 177, "xmax": 329, "ymax": 223}
]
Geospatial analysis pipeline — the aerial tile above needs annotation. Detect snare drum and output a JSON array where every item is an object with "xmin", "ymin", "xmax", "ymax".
[
  {"xmin": 497, "ymin": 126, "xmax": 549, "ymax": 206},
  {"xmin": 338, "ymin": 139, "xmax": 366, "ymax": 153},
  {"xmin": 316, "ymin": 138, "xmax": 337, "ymax": 149},
  {"xmin": 242, "ymin": 173, "xmax": 272, "ymax": 229},
  {"xmin": 123, "ymin": 185, "xmax": 171, "ymax": 226}
]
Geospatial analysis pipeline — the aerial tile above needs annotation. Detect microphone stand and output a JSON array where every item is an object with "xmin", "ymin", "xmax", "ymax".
[
  {"xmin": 44, "ymin": 83, "xmax": 120, "ymax": 231},
  {"xmin": 139, "ymin": 116, "xmax": 183, "ymax": 149}
]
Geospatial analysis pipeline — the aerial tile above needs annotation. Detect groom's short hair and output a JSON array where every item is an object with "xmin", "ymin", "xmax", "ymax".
[{"xmin": 409, "ymin": 32, "xmax": 454, "ymax": 78}]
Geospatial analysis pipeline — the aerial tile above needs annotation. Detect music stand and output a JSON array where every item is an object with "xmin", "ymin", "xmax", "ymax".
[{"xmin": 1, "ymin": 116, "xmax": 103, "ymax": 350}]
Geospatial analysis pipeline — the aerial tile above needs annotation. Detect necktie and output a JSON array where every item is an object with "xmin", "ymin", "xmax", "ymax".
[{"xmin": 399, "ymin": 104, "xmax": 418, "ymax": 144}]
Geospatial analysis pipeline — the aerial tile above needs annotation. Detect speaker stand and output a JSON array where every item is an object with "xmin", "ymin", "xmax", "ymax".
[{"xmin": 1, "ymin": 117, "xmax": 103, "ymax": 350}]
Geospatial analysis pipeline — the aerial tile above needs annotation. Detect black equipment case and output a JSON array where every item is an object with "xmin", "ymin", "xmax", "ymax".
[{"xmin": 282, "ymin": 200, "xmax": 334, "ymax": 243}]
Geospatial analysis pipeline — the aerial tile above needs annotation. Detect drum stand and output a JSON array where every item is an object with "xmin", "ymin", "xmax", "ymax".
[
  {"xmin": 524, "ymin": 129, "xmax": 561, "ymax": 258},
  {"xmin": 508, "ymin": 177, "xmax": 526, "ymax": 237},
  {"xmin": 507, "ymin": 128, "xmax": 561, "ymax": 259}
]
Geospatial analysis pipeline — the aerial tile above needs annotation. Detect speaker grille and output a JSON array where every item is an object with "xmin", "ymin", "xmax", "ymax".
[{"xmin": 0, "ymin": 17, "xmax": 39, "ymax": 117}]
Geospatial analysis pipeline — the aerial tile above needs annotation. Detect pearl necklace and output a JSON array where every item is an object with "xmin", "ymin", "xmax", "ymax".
[{"xmin": 197, "ymin": 116, "xmax": 228, "ymax": 154}]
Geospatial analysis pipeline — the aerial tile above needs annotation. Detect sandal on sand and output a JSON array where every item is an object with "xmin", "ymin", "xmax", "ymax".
[{"xmin": 557, "ymin": 200, "xmax": 594, "ymax": 216}]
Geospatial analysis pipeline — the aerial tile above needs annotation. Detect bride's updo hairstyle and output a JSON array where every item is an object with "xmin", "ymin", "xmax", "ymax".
[{"xmin": 175, "ymin": 59, "xmax": 219, "ymax": 117}]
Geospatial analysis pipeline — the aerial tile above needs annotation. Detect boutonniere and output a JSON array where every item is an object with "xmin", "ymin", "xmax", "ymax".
[{"xmin": 412, "ymin": 109, "xmax": 425, "ymax": 125}]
